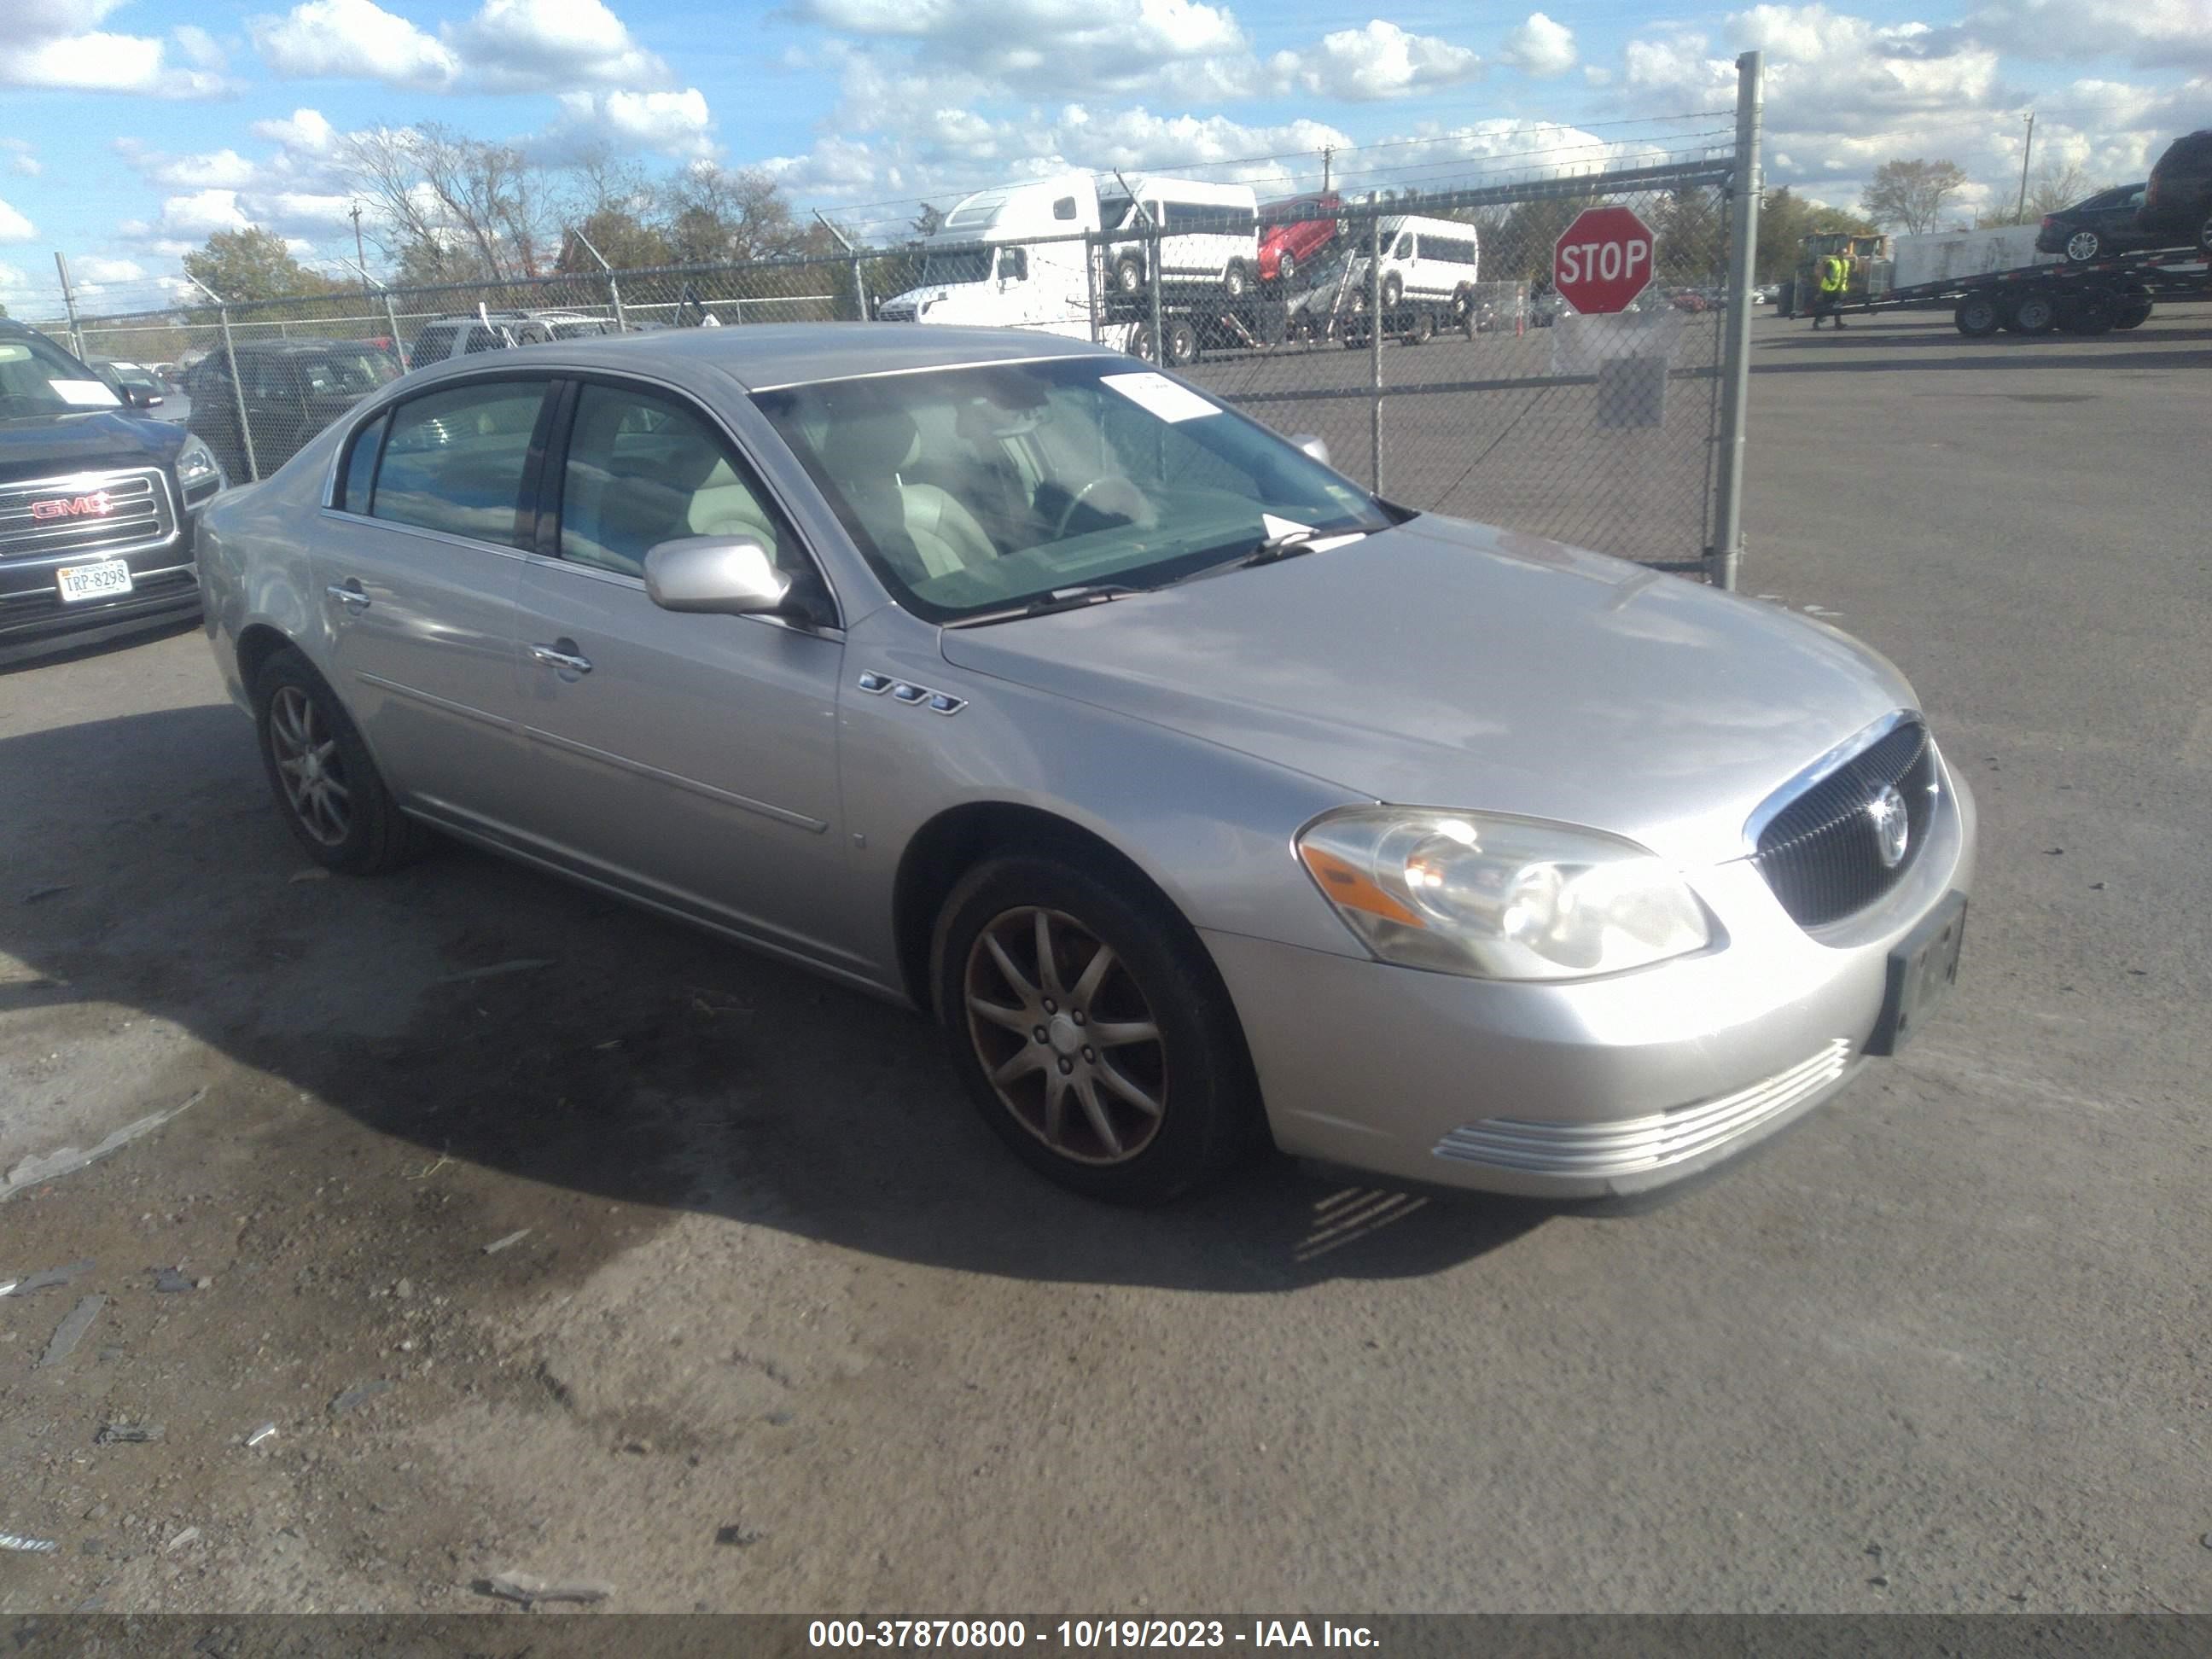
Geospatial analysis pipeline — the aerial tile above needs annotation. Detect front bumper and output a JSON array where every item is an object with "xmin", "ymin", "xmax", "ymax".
[{"xmin": 1207, "ymin": 757, "xmax": 1975, "ymax": 1200}]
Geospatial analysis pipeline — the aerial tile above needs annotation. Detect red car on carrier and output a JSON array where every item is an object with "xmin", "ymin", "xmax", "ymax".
[{"xmin": 1258, "ymin": 194, "xmax": 1341, "ymax": 288}]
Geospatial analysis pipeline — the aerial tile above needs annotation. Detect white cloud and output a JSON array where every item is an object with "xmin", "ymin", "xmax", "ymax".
[
  {"xmin": 1969, "ymin": 0, "xmax": 2212, "ymax": 73},
  {"xmin": 253, "ymin": 0, "xmax": 460, "ymax": 88},
  {"xmin": 172, "ymin": 24, "xmax": 228, "ymax": 71},
  {"xmin": 251, "ymin": 108, "xmax": 339, "ymax": 153},
  {"xmin": 3, "ymin": 140, "xmax": 39, "ymax": 177},
  {"xmin": 1270, "ymin": 21, "xmax": 1483, "ymax": 102},
  {"xmin": 1500, "ymin": 14, "xmax": 1577, "ymax": 79},
  {"xmin": 151, "ymin": 189, "xmax": 253, "ymax": 238},
  {"xmin": 77, "ymin": 257, "xmax": 147, "ymax": 282},
  {"xmin": 451, "ymin": 0, "xmax": 669, "ymax": 91},
  {"xmin": 133, "ymin": 148, "xmax": 264, "ymax": 190},
  {"xmin": 0, "ymin": 196, "xmax": 36, "ymax": 240},
  {"xmin": 536, "ymin": 88, "xmax": 717, "ymax": 159}
]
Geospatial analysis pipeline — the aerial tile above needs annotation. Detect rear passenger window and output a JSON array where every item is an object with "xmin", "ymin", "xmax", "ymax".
[
  {"xmin": 370, "ymin": 381, "xmax": 547, "ymax": 548},
  {"xmin": 558, "ymin": 383, "xmax": 795, "ymax": 580},
  {"xmin": 463, "ymin": 327, "xmax": 506, "ymax": 354},
  {"xmin": 337, "ymin": 411, "xmax": 388, "ymax": 513}
]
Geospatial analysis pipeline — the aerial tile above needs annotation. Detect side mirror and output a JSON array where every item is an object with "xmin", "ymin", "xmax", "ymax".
[
  {"xmin": 644, "ymin": 537, "xmax": 793, "ymax": 617},
  {"xmin": 1290, "ymin": 434, "xmax": 1330, "ymax": 467},
  {"xmin": 1001, "ymin": 248, "xmax": 1028, "ymax": 283},
  {"xmin": 131, "ymin": 387, "xmax": 162, "ymax": 409}
]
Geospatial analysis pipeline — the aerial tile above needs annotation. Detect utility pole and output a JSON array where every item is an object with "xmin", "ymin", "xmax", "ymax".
[
  {"xmin": 1322, "ymin": 147, "xmax": 1334, "ymax": 194},
  {"xmin": 2016, "ymin": 113, "xmax": 2035, "ymax": 221},
  {"xmin": 350, "ymin": 202, "xmax": 369, "ymax": 293},
  {"xmin": 54, "ymin": 252, "xmax": 86, "ymax": 360}
]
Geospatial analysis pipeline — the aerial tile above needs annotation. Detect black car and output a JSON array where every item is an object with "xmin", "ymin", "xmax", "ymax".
[
  {"xmin": 2138, "ymin": 128, "xmax": 2212, "ymax": 252},
  {"xmin": 2035, "ymin": 183, "xmax": 2156, "ymax": 263},
  {"xmin": 0, "ymin": 320, "xmax": 225, "ymax": 663},
  {"xmin": 182, "ymin": 337, "xmax": 399, "ymax": 483}
]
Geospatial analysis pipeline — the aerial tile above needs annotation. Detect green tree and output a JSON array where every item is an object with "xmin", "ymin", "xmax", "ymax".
[
  {"xmin": 1860, "ymin": 158, "xmax": 1969, "ymax": 234},
  {"xmin": 182, "ymin": 227, "xmax": 339, "ymax": 302},
  {"xmin": 558, "ymin": 206, "xmax": 673, "ymax": 274}
]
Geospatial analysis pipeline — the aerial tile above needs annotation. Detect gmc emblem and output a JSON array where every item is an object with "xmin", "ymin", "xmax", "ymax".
[{"xmin": 30, "ymin": 492, "xmax": 115, "ymax": 521}]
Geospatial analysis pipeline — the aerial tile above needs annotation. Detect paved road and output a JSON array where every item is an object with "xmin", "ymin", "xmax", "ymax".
[{"xmin": 0, "ymin": 309, "xmax": 2205, "ymax": 1615}]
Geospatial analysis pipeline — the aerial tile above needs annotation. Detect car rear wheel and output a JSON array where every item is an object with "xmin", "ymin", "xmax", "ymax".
[
  {"xmin": 934, "ymin": 854, "xmax": 1262, "ymax": 1205},
  {"xmin": 253, "ymin": 647, "xmax": 428, "ymax": 874},
  {"xmin": 1276, "ymin": 253, "xmax": 1297, "ymax": 287},
  {"xmin": 1163, "ymin": 317, "xmax": 1200, "ymax": 367},
  {"xmin": 1115, "ymin": 256, "xmax": 1144, "ymax": 297},
  {"xmin": 2064, "ymin": 229, "xmax": 2101, "ymax": 262},
  {"xmin": 1954, "ymin": 294, "xmax": 2001, "ymax": 336}
]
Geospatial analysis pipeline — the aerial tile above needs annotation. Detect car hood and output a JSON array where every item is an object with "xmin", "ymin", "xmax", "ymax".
[
  {"xmin": 938, "ymin": 516, "xmax": 1919, "ymax": 868},
  {"xmin": 0, "ymin": 408, "xmax": 184, "ymax": 484}
]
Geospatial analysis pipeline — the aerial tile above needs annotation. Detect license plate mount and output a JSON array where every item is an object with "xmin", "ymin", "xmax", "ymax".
[{"xmin": 1866, "ymin": 891, "xmax": 1966, "ymax": 1057}]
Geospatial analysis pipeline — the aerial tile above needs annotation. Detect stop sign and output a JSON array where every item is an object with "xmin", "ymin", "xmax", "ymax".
[{"xmin": 1553, "ymin": 206, "xmax": 1656, "ymax": 315}]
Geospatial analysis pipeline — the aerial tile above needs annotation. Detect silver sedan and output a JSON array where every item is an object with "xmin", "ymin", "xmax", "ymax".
[{"xmin": 195, "ymin": 324, "xmax": 1974, "ymax": 1206}]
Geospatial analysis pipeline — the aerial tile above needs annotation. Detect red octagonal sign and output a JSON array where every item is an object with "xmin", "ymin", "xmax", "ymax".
[{"xmin": 1553, "ymin": 206, "xmax": 1656, "ymax": 315}]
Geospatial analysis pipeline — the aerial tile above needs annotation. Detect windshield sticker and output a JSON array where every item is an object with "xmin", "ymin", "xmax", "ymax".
[
  {"xmin": 51, "ymin": 379, "xmax": 123, "ymax": 407},
  {"xmin": 1100, "ymin": 371, "xmax": 1220, "ymax": 423}
]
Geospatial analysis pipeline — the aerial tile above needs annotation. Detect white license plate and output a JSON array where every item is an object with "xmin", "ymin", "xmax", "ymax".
[{"xmin": 55, "ymin": 560, "xmax": 134, "ymax": 603}]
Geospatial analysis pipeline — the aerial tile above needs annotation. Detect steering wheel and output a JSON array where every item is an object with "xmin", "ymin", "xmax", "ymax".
[{"xmin": 1052, "ymin": 474, "xmax": 1155, "ymax": 539}]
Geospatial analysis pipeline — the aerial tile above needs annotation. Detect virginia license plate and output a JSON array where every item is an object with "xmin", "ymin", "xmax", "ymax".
[
  {"xmin": 1866, "ymin": 891, "xmax": 1966, "ymax": 1056},
  {"xmin": 55, "ymin": 559, "xmax": 134, "ymax": 603}
]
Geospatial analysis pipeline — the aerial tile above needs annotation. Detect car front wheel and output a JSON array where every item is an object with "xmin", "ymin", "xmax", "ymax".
[
  {"xmin": 253, "ymin": 646, "xmax": 428, "ymax": 874},
  {"xmin": 934, "ymin": 853, "xmax": 1262, "ymax": 1205}
]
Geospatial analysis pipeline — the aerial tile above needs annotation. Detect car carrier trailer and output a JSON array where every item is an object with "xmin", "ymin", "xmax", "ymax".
[{"xmin": 1825, "ymin": 246, "xmax": 2210, "ymax": 337}]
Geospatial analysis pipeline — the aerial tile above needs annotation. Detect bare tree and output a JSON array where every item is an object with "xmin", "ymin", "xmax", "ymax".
[
  {"xmin": 336, "ymin": 123, "xmax": 565, "ymax": 282},
  {"xmin": 1860, "ymin": 159, "xmax": 1970, "ymax": 234},
  {"xmin": 2026, "ymin": 160, "xmax": 2100, "ymax": 217},
  {"xmin": 661, "ymin": 162, "xmax": 810, "ymax": 265}
]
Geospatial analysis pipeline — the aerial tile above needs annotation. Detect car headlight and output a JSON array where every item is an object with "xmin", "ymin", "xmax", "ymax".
[
  {"xmin": 176, "ymin": 433, "xmax": 224, "ymax": 492},
  {"xmin": 1295, "ymin": 806, "xmax": 1712, "ymax": 981}
]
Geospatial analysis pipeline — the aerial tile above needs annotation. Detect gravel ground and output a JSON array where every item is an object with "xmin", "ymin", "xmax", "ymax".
[{"xmin": 0, "ymin": 307, "xmax": 2206, "ymax": 1617}]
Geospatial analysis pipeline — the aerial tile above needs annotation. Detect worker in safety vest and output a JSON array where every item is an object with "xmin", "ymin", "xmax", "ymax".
[{"xmin": 1811, "ymin": 252, "xmax": 1852, "ymax": 329}]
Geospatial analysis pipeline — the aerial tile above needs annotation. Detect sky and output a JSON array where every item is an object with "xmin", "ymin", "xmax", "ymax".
[{"xmin": 1, "ymin": 0, "xmax": 2207, "ymax": 315}]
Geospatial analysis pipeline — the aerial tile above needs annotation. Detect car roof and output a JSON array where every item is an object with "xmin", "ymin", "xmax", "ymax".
[
  {"xmin": 222, "ymin": 337, "xmax": 381, "ymax": 356},
  {"xmin": 410, "ymin": 323, "xmax": 1120, "ymax": 393}
]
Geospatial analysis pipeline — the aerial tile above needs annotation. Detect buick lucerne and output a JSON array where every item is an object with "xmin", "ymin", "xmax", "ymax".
[{"xmin": 197, "ymin": 324, "xmax": 1973, "ymax": 1205}]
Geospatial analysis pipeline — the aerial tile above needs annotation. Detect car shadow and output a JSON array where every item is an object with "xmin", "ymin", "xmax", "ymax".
[
  {"xmin": 1752, "ymin": 322, "xmax": 2212, "ymax": 374},
  {"xmin": 1, "ymin": 704, "xmax": 1553, "ymax": 1294},
  {"xmin": 0, "ymin": 613, "xmax": 202, "ymax": 675}
]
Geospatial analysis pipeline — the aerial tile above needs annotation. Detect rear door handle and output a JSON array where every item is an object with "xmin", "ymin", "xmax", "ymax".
[
  {"xmin": 529, "ymin": 642, "xmax": 593, "ymax": 675},
  {"xmin": 327, "ymin": 582, "xmax": 370, "ymax": 610}
]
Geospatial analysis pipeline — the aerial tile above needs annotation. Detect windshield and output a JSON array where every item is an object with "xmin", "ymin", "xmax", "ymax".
[
  {"xmin": 0, "ymin": 337, "xmax": 125, "ymax": 416},
  {"xmin": 920, "ymin": 248, "xmax": 994, "ymax": 287},
  {"xmin": 754, "ymin": 355, "xmax": 1387, "ymax": 623}
]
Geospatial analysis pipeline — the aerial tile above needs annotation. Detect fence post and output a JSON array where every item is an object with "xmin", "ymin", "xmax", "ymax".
[
  {"xmin": 1369, "ymin": 212, "xmax": 1384, "ymax": 495},
  {"xmin": 1085, "ymin": 230, "xmax": 1102, "ymax": 345},
  {"xmin": 1148, "ymin": 223, "xmax": 1165, "ymax": 364},
  {"xmin": 189, "ymin": 273, "xmax": 259, "ymax": 482},
  {"xmin": 381, "ymin": 289, "xmax": 403, "ymax": 359},
  {"xmin": 54, "ymin": 252, "xmax": 87, "ymax": 361},
  {"xmin": 1709, "ymin": 49, "xmax": 1764, "ymax": 591}
]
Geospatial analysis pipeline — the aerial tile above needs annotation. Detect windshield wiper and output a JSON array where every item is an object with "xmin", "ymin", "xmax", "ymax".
[
  {"xmin": 945, "ymin": 582, "xmax": 1147, "ymax": 628},
  {"xmin": 1173, "ymin": 523, "xmax": 1374, "ymax": 585}
]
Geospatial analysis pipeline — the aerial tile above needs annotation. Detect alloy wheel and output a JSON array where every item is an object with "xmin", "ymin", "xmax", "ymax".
[
  {"xmin": 268, "ymin": 684, "xmax": 352, "ymax": 847},
  {"xmin": 963, "ymin": 905, "xmax": 1167, "ymax": 1166},
  {"xmin": 2065, "ymin": 230, "xmax": 2099, "ymax": 262}
]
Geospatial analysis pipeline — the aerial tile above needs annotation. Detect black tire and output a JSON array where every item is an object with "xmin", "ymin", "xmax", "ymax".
[
  {"xmin": 1276, "ymin": 253, "xmax": 1296, "ymax": 288},
  {"xmin": 1222, "ymin": 262, "xmax": 1249, "ymax": 301},
  {"xmin": 2062, "ymin": 229, "xmax": 2101, "ymax": 263},
  {"xmin": 2198, "ymin": 213, "xmax": 2212, "ymax": 254},
  {"xmin": 1955, "ymin": 294, "xmax": 2001, "ymax": 337},
  {"xmin": 1114, "ymin": 255, "xmax": 1144, "ymax": 297},
  {"xmin": 2116, "ymin": 291, "xmax": 2154, "ymax": 329},
  {"xmin": 1163, "ymin": 317, "xmax": 1199, "ymax": 367},
  {"xmin": 1380, "ymin": 272, "xmax": 1403, "ymax": 310},
  {"xmin": 2062, "ymin": 294, "xmax": 2117, "ymax": 335},
  {"xmin": 932, "ymin": 853, "xmax": 1263, "ymax": 1206},
  {"xmin": 253, "ymin": 646, "xmax": 429, "ymax": 875},
  {"xmin": 1127, "ymin": 321, "xmax": 1156, "ymax": 362},
  {"xmin": 1402, "ymin": 309, "xmax": 1435, "ymax": 346},
  {"xmin": 1451, "ymin": 282, "xmax": 1475, "ymax": 323},
  {"xmin": 2010, "ymin": 291, "xmax": 2060, "ymax": 335}
]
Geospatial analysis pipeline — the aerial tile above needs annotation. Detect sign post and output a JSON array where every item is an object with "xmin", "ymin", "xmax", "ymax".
[{"xmin": 1553, "ymin": 207, "xmax": 1657, "ymax": 315}]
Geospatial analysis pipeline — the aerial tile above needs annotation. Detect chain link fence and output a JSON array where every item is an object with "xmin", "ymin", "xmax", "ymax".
[{"xmin": 51, "ymin": 57, "xmax": 1762, "ymax": 584}]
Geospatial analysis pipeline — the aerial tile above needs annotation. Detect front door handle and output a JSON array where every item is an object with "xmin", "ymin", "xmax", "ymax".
[
  {"xmin": 327, "ymin": 582, "xmax": 370, "ymax": 610},
  {"xmin": 529, "ymin": 642, "xmax": 593, "ymax": 675}
]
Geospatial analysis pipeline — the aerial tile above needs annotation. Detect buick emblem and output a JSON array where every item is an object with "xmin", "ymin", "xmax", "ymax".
[{"xmin": 1867, "ymin": 784, "xmax": 1909, "ymax": 870}]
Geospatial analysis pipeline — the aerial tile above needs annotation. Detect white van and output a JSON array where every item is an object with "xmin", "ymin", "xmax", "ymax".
[
  {"xmin": 1098, "ymin": 178, "xmax": 1261, "ymax": 300},
  {"xmin": 1358, "ymin": 215, "xmax": 1482, "ymax": 312}
]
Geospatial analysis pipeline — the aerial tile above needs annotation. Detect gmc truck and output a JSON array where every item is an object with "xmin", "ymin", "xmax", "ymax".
[{"xmin": 0, "ymin": 319, "xmax": 226, "ymax": 664}]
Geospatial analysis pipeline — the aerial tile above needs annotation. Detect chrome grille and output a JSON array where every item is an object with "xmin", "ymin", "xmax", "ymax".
[
  {"xmin": 0, "ymin": 469, "xmax": 177, "ymax": 562},
  {"xmin": 1750, "ymin": 717, "xmax": 1937, "ymax": 928}
]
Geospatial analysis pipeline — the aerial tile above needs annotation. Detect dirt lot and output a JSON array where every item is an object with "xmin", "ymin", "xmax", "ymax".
[{"xmin": 1, "ymin": 307, "xmax": 2208, "ymax": 1618}]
